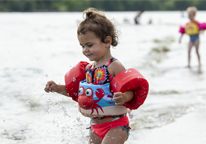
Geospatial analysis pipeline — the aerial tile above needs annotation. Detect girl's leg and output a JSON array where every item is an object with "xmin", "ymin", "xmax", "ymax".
[
  {"xmin": 188, "ymin": 42, "xmax": 193, "ymax": 67},
  {"xmin": 89, "ymin": 131, "xmax": 102, "ymax": 144},
  {"xmin": 194, "ymin": 38, "xmax": 201, "ymax": 68},
  {"xmin": 101, "ymin": 128, "xmax": 128, "ymax": 144}
]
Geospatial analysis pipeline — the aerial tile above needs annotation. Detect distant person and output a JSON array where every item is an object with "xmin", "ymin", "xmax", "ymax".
[
  {"xmin": 123, "ymin": 17, "xmax": 130, "ymax": 24},
  {"xmin": 134, "ymin": 10, "xmax": 144, "ymax": 25},
  {"xmin": 148, "ymin": 18, "xmax": 152, "ymax": 24},
  {"xmin": 179, "ymin": 6, "xmax": 206, "ymax": 73}
]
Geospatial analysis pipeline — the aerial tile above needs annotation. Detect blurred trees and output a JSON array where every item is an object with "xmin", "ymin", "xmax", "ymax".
[{"xmin": 0, "ymin": 0, "xmax": 205, "ymax": 12}]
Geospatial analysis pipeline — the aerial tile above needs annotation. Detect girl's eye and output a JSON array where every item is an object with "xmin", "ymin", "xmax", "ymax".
[
  {"xmin": 79, "ymin": 87, "xmax": 84, "ymax": 95},
  {"xmin": 85, "ymin": 89, "xmax": 92, "ymax": 96},
  {"xmin": 88, "ymin": 45, "xmax": 93, "ymax": 47}
]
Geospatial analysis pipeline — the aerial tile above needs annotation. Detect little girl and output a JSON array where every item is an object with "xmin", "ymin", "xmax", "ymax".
[
  {"xmin": 45, "ymin": 8, "xmax": 136, "ymax": 144},
  {"xmin": 179, "ymin": 6, "xmax": 201, "ymax": 71}
]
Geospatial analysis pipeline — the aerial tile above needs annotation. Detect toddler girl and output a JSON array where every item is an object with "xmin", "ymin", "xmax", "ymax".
[{"xmin": 45, "ymin": 8, "xmax": 134, "ymax": 144}]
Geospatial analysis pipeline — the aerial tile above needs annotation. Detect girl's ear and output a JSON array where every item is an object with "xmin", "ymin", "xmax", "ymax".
[{"xmin": 104, "ymin": 36, "xmax": 112, "ymax": 47}]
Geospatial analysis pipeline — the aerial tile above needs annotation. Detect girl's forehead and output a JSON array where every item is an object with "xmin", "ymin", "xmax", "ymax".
[
  {"xmin": 188, "ymin": 11, "xmax": 195, "ymax": 15},
  {"xmin": 78, "ymin": 32, "xmax": 96, "ymax": 38},
  {"xmin": 78, "ymin": 32, "xmax": 100, "ymax": 44},
  {"xmin": 78, "ymin": 32, "xmax": 99, "ymax": 40}
]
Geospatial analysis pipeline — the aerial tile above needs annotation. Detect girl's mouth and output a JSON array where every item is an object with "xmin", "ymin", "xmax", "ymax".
[{"xmin": 86, "ymin": 54, "xmax": 92, "ymax": 57}]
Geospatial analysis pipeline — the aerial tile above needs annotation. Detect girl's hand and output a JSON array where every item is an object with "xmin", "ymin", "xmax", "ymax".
[
  {"xmin": 44, "ymin": 81, "xmax": 58, "ymax": 93},
  {"xmin": 113, "ymin": 92, "xmax": 127, "ymax": 106},
  {"xmin": 200, "ymin": 30, "xmax": 204, "ymax": 34},
  {"xmin": 113, "ymin": 91, "xmax": 134, "ymax": 106}
]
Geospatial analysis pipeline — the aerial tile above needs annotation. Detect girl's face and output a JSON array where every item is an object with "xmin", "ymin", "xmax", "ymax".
[
  {"xmin": 78, "ymin": 32, "xmax": 109, "ymax": 62},
  {"xmin": 188, "ymin": 11, "xmax": 195, "ymax": 21}
]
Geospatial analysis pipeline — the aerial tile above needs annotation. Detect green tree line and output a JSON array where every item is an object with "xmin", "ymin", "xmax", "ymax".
[{"xmin": 0, "ymin": 0, "xmax": 206, "ymax": 12}]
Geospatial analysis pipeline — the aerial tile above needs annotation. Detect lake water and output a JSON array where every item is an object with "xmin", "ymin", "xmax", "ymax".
[{"xmin": 0, "ymin": 11, "xmax": 206, "ymax": 144}]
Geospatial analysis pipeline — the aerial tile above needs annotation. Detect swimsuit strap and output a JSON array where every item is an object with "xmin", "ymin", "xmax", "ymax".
[
  {"xmin": 105, "ymin": 57, "xmax": 117, "ymax": 67},
  {"xmin": 87, "ymin": 57, "xmax": 117, "ymax": 69}
]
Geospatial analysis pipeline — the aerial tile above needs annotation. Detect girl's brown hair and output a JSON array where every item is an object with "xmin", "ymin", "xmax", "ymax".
[{"xmin": 77, "ymin": 8, "xmax": 118, "ymax": 47}]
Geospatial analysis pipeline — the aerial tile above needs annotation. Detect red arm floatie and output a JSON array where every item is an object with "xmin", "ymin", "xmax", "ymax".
[
  {"xmin": 65, "ymin": 61, "xmax": 89, "ymax": 102},
  {"xmin": 110, "ymin": 68, "xmax": 149, "ymax": 110}
]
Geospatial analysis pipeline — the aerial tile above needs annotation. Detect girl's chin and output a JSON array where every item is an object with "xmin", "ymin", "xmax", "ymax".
[
  {"xmin": 87, "ymin": 56, "xmax": 95, "ymax": 61},
  {"xmin": 87, "ymin": 57, "xmax": 94, "ymax": 61}
]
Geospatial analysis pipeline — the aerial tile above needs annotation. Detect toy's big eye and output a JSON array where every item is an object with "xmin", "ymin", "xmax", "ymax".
[
  {"xmin": 79, "ymin": 87, "xmax": 83, "ymax": 95},
  {"xmin": 85, "ymin": 89, "xmax": 92, "ymax": 96}
]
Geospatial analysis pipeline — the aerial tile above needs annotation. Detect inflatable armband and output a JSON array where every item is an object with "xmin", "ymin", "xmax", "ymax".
[
  {"xmin": 179, "ymin": 26, "xmax": 185, "ymax": 34},
  {"xmin": 110, "ymin": 68, "xmax": 149, "ymax": 110},
  {"xmin": 179, "ymin": 22, "xmax": 206, "ymax": 35},
  {"xmin": 65, "ymin": 61, "xmax": 89, "ymax": 102},
  {"xmin": 198, "ymin": 23, "xmax": 206, "ymax": 30}
]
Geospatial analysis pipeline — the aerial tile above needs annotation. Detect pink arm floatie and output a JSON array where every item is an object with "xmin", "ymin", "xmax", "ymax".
[
  {"xmin": 110, "ymin": 68, "xmax": 149, "ymax": 110},
  {"xmin": 179, "ymin": 26, "xmax": 185, "ymax": 34},
  {"xmin": 65, "ymin": 61, "xmax": 89, "ymax": 102},
  {"xmin": 198, "ymin": 23, "xmax": 206, "ymax": 30}
]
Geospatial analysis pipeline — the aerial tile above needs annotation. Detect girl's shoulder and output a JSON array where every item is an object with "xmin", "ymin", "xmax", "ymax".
[
  {"xmin": 194, "ymin": 20, "xmax": 199, "ymax": 24},
  {"xmin": 186, "ymin": 20, "xmax": 199, "ymax": 26},
  {"xmin": 108, "ymin": 59, "xmax": 125, "ymax": 76}
]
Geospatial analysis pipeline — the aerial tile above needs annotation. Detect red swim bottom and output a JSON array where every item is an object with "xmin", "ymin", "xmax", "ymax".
[{"xmin": 90, "ymin": 116, "xmax": 130, "ymax": 140}]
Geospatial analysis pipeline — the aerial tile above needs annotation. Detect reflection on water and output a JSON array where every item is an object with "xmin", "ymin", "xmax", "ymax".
[{"xmin": 0, "ymin": 11, "xmax": 206, "ymax": 144}]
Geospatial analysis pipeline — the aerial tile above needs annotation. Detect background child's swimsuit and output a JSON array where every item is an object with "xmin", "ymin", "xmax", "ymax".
[
  {"xmin": 85, "ymin": 57, "xmax": 130, "ymax": 139},
  {"xmin": 190, "ymin": 34, "xmax": 199, "ymax": 43},
  {"xmin": 185, "ymin": 21, "xmax": 200, "ymax": 43}
]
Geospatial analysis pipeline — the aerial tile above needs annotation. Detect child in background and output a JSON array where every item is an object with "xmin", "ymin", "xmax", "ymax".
[
  {"xmin": 179, "ymin": 6, "xmax": 201, "ymax": 72},
  {"xmin": 45, "ymin": 8, "xmax": 134, "ymax": 144}
]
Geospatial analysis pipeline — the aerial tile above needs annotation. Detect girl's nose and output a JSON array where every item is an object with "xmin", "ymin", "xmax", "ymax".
[{"xmin": 84, "ymin": 47, "xmax": 89, "ymax": 52}]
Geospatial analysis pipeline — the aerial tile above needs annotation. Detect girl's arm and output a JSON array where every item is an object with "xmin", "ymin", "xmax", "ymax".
[
  {"xmin": 44, "ymin": 81, "xmax": 68, "ymax": 96},
  {"xmin": 179, "ymin": 34, "xmax": 184, "ymax": 43},
  {"xmin": 109, "ymin": 60, "xmax": 134, "ymax": 105}
]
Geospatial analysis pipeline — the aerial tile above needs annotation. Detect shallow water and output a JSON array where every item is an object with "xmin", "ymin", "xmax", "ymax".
[{"xmin": 0, "ymin": 11, "xmax": 206, "ymax": 144}]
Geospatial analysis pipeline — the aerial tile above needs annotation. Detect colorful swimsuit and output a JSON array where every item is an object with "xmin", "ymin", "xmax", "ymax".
[
  {"xmin": 185, "ymin": 21, "xmax": 200, "ymax": 43},
  {"xmin": 83, "ymin": 58, "xmax": 130, "ymax": 139},
  {"xmin": 189, "ymin": 34, "xmax": 199, "ymax": 43},
  {"xmin": 86, "ymin": 57, "xmax": 116, "ymax": 84}
]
